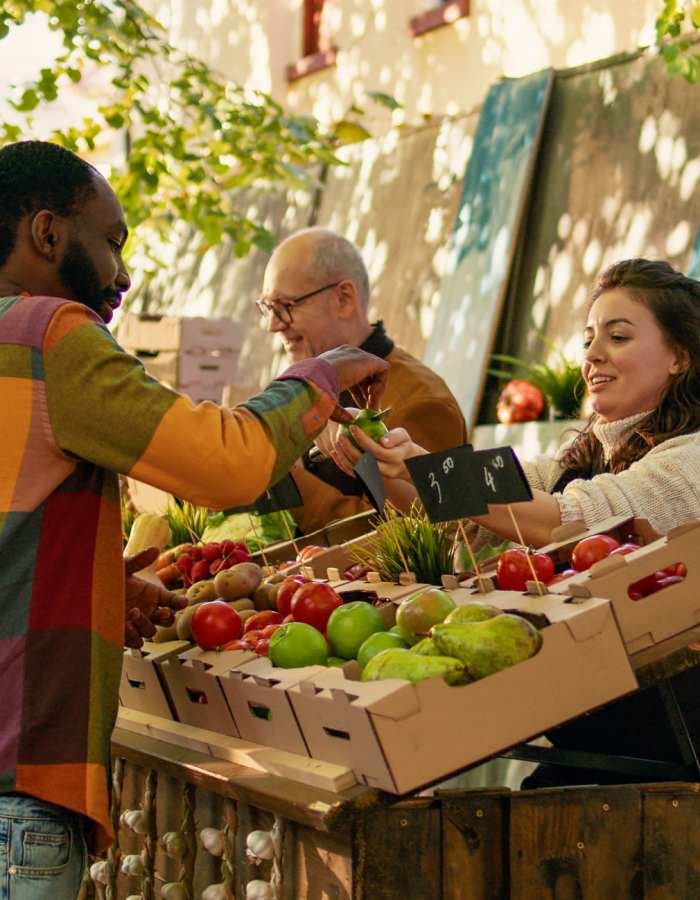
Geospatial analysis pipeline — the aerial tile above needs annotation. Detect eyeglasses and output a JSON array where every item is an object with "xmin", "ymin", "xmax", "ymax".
[{"xmin": 255, "ymin": 281, "xmax": 340, "ymax": 325}]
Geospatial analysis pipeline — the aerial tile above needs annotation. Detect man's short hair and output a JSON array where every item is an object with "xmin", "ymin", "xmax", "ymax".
[
  {"xmin": 306, "ymin": 230, "xmax": 370, "ymax": 309},
  {"xmin": 0, "ymin": 141, "xmax": 98, "ymax": 266}
]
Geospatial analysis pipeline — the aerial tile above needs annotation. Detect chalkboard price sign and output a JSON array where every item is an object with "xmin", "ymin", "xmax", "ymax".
[
  {"xmin": 223, "ymin": 472, "xmax": 303, "ymax": 516},
  {"xmin": 473, "ymin": 447, "xmax": 532, "ymax": 505},
  {"xmin": 405, "ymin": 444, "xmax": 488, "ymax": 522},
  {"xmin": 353, "ymin": 451, "xmax": 386, "ymax": 512}
]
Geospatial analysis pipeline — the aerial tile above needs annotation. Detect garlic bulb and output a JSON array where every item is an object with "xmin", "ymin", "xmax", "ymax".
[
  {"xmin": 161, "ymin": 830, "xmax": 187, "ymax": 859},
  {"xmin": 120, "ymin": 808, "xmax": 148, "ymax": 834},
  {"xmin": 89, "ymin": 860, "xmax": 111, "ymax": 884},
  {"xmin": 121, "ymin": 853, "xmax": 146, "ymax": 877},
  {"xmin": 201, "ymin": 883, "xmax": 229, "ymax": 900},
  {"xmin": 199, "ymin": 826, "xmax": 225, "ymax": 857},
  {"xmin": 160, "ymin": 882, "xmax": 188, "ymax": 900},
  {"xmin": 245, "ymin": 829, "xmax": 274, "ymax": 864},
  {"xmin": 246, "ymin": 880, "xmax": 274, "ymax": 900}
]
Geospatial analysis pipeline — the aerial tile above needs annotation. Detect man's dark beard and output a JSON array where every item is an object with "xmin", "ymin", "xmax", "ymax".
[{"xmin": 58, "ymin": 237, "xmax": 115, "ymax": 320}]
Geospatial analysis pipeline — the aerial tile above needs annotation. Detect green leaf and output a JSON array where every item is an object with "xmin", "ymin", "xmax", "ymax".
[
  {"xmin": 332, "ymin": 119, "xmax": 371, "ymax": 145},
  {"xmin": 366, "ymin": 90, "xmax": 402, "ymax": 111}
]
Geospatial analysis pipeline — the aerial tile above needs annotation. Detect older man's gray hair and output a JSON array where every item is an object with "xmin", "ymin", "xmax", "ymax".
[{"xmin": 303, "ymin": 228, "xmax": 370, "ymax": 309}]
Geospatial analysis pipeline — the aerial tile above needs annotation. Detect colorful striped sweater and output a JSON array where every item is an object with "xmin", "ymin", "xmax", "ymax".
[{"xmin": 0, "ymin": 295, "xmax": 337, "ymax": 847}]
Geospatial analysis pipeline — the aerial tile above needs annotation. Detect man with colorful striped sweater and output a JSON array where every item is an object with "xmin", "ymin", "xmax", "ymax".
[{"xmin": 0, "ymin": 140, "xmax": 388, "ymax": 897}]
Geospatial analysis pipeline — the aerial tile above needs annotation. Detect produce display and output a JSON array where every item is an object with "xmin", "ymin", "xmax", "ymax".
[{"xmin": 122, "ymin": 510, "xmax": 683, "ymax": 796}]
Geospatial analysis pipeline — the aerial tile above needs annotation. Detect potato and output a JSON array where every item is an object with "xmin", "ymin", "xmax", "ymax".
[
  {"xmin": 175, "ymin": 605, "xmax": 198, "ymax": 642},
  {"xmin": 152, "ymin": 622, "xmax": 179, "ymax": 643},
  {"xmin": 229, "ymin": 598, "xmax": 254, "ymax": 612},
  {"xmin": 214, "ymin": 563, "xmax": 263, "ymax": 600},
  {"xmin": 186, "ymin": 579, "xmax": 218, "ymax": 605},
  {"xmin": 253, "ymin": 581, "xmax": 280, "ymax": 611},
  {"xmin": 238, "ymin": 608, "xmax": 259, "ymax": 625}
]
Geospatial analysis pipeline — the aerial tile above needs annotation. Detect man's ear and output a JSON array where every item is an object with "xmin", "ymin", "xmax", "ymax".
[
  {"xmin": 336, "ymin": 279, "xmax": 360, "ymax": 319},
  {"xmin": 29, "ymin": 210, "xmax": 63, "ymax": 261}
]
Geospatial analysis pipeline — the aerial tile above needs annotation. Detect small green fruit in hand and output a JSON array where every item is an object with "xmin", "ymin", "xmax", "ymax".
[
  {"xmin": 340, "ymin": 408, "xmax": 390, "ymax": 449},
  {"xmin": 268, "ymin": 622, "xmax": 328, "ymax": 668},
  {"xmin": 357, "ymin": 631, "xmax": 408, "ymax": 669},
  {"xmin": 326, "ymin": 601, "xmax": 387, "ymax": 659}
]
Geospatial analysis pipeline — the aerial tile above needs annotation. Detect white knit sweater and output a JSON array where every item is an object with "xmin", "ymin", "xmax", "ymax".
[{"xmin": 521, "ymin": 411, "xmax": 700, "ymax": 536}]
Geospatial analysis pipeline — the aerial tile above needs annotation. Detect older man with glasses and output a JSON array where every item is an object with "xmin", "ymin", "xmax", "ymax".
[{"xmin": 257, "ymin": 226, "xmax": 468, "ymax": 534}]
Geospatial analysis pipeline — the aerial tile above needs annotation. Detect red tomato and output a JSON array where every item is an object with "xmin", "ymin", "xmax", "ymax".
[
  {"xmin": 655, "ymin": 574, "xmax": 685, "ymax": 590},
  {"xmin": 291, "ymin": 582, "xmax": 343, "ymax": 631},
  {"xmin": 627, "ymin": 571, "xmax": 666, "ymax": 599},
  {"xmin": 276, "ymin": 574, "xmax": 311, "ymax": 617},
  {"xmin": 570, "ymin": 534, "xmax": 621, "ymax": 571},
  {"xmin": 496, "ymin": 379, "xmax": 545, "ymax": 425},
  {"xmin": 662, "ymin": 562, "xmax": 687, "ymax": 578},
  {"xmin": 495, "ymin": 549, "xmax": 554, "ymax": 591},
  {"xmin": 282, "ymin": 614, "xmax": 294, "ymax": 624},
  {"xmin": 243, "ymin": 629, "xmax": 264, "ymax": 646},
  {"xmin": 243, "ymin": 611, "xmax": 282, "ymax": 634},
  {"xmin": 261, "ymin": 623, "xmax": 281, "ymax": 638},
  {"xmin": 547, "ymin": 568, "xmax": 576, "ymax": 586},
  {"xmin": 191, "ymin": 601, "xmax": 242, "ymax": 650},
  {"xmin": 297, "ymin": 545, "xmax": 326, "ymax": 563},
  {"xmin": 609, "ymin": 543, "xmax": 640, "ymax": 558},
  {"xmin": 255, "ymin": 638, "xmax": 270, "ymax": 656},
  {"xmin": 221, "ymin": 638, "xmax": 253, "ymax": 651}
]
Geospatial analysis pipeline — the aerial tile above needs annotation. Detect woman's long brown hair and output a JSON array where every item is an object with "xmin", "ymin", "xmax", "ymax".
[{"xmin": 558, "ymin": 258, "xmax": 700, "ymax": 479}]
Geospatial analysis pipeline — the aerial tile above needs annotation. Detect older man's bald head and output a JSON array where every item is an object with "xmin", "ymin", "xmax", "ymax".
[{"xmin": 275, "ymin": 228, "xmax": 370, "ymax": 309}]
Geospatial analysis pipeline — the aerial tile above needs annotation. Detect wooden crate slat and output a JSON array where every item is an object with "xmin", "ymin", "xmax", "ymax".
[
  {"xmin": 641, "ymin": 784, "xmax": 700, "ymax": 899},
  {"xmin": 509, "ymin": 785, "xmax": 642, "ymax": 900},
  {"xmin": 437, "ymin": 788, "xmax": 510, "ymax": 900},
  {"xmin": 351, "ymin": 798, "xmax": 441, "ymax": 900}
]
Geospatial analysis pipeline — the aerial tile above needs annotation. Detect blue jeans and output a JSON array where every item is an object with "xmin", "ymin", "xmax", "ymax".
[{"xmin": 0, "ymin": 794, "xmax": 87, "ymax": 900}]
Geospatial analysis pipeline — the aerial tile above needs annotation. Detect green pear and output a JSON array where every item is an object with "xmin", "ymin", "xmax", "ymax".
[
  {"xmin": 431, "ymin": 614, "xmax": 542, "ymax": 680},
  {"xmin": 340, "ymin": 408, "xmax": 389, "ymax": 449},
  {"xmin": 360, "ymin": 648, "xmax": 467, "ymax": 685},
  {"xmin": 396, "ymin": 587, "xmax": 456, "ymax": 637},
  {"xmin": 411, "ymin": 637, "xmax": 442, "ymax": 656},
  {"xmin": 444, "ymin": 602, "xmax": 502, "ymax": 625}
]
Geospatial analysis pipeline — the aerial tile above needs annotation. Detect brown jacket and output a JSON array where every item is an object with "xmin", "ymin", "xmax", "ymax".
[{"xmin": 290, "ymin": 343, "xmax": 467, "ymax": 534}]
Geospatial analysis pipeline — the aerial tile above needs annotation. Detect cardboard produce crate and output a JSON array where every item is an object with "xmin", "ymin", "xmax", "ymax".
[
  {"xmin": 132, "ymin": 349, "xmax": 179, "ymax": 387},
  {"xmin": 251, "ymin": 509, "xmax": 377, "ymax": 570},
  {"xmin": 548, "ymin": 519, "xmax": 700, "ymax": 654},
  {"xmin": 218, "ymin": 656, "xmax": 327, "ymax": 756},
  {"xmin": 178, "ymin": 349, "xmax": 239, "ymax": 385},
  {"xmin": 119, "ymin": 640, "xmax": 189, "ymax": 718},
  {"xmin": 287, "ymin": 589, "xmax": 637, "ymax": 793},
  {"xmin": 158, "ymin": 646, "xmax": 253, "ymax": 737},
  {"xmin": 119, "ymin": 313, "xmax": 242, "ymax": 353}
]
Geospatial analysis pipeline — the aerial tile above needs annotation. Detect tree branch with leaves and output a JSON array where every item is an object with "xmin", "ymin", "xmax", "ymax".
[{"xmin": 0, "ymin": 1, "xmax": 397, "ymax": 273}]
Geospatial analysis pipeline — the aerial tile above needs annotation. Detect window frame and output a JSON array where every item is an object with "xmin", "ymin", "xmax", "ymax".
[{"xmin": 409, "ymin": 0, "xmax": 470, "ymax": 38}]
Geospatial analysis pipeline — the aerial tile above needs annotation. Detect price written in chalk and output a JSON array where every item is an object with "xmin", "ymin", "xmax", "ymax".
[
  {"xmin": 474, "ymin": 447, "xmax": 532, "ymax": 504},
  {"xmin": 428, "ymin": 456, "xmax": 455, "ymax": 505},
  {"xmin": 406, "ymin": 445, "xmax": 488, "ymax": 522}
]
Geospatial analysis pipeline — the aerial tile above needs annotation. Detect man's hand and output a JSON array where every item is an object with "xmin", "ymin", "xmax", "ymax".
[
  {"xmin": 124, "ymin": 547, "xmax": 186, "ymax": 648},
  {"xmin": 317, "ymin": 346, "xmax": 389, "ymax": 422},
  {"xmin": 331, "ymin": 426, "xmax": 428, "ymax": 481}
]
